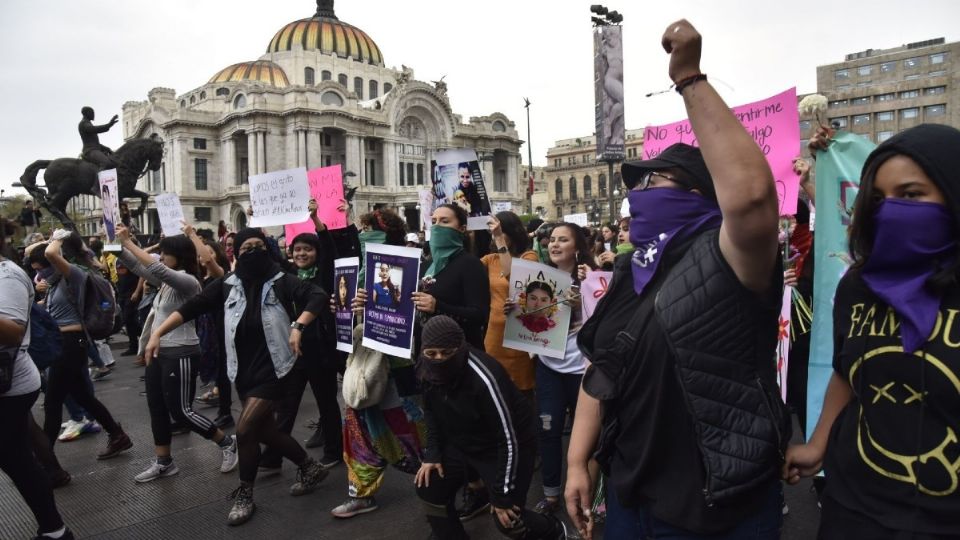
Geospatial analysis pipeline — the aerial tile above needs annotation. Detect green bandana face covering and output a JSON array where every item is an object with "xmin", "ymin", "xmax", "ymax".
[
  {"xmin": 297, "ymin": 266, "xmax": 318, "ymax": 281},
  {"xmin": 358, "ymin": 230, "xmax": 387, "ymax": 285},
  {"xmin": 425, "ymin": 225, "xmax": 464, "ymax": 278}
]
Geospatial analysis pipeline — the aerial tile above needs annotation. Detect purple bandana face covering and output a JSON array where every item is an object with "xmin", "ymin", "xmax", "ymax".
[
  {"xmin": 861, "ymin": 198, "xmax": 957, "ymax": 353},
  {"xmin": 628, "ymin": 188, "xmax": 722, "ymax": 295}
]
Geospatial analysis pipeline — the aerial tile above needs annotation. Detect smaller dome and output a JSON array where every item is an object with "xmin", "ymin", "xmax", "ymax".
[{"xmin": 209, "ymin": 60, "xmax": 290, "ymax": 88}]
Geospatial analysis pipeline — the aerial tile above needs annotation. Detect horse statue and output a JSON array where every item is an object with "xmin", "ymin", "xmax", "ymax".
[{"xmin": 19, "ymin": 137, "xmax": 163, "ymax": 230}]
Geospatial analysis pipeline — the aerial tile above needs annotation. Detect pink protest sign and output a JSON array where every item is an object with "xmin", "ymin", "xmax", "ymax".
[
  {"xmin": 284, "ymin": 164, "xmax": 346, "ymax": 240},
  {"xmin": 580, "ymin": 271, "xmax": 613, "ymax": 321},
  {"xmin": 642, "ymin": 88, "xmax": 801, "ymax": 215}
]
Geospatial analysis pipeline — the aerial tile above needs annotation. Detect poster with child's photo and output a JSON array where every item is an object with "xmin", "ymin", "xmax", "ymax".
[
  {"xmin": 431, "ymin": 148, "xmax": 491, "ymax": 230},
  {"xmin": 334, "ymin": 257, "xmax": 359, "ymax": 353},
  {"xmin": 98, "ymin": 168, "xmax": 122, "ymax": 251},
  {"xmin": 362, "ymin": 244, "xmax": 422, "ymax": 358},
  {"xmin": 502, "ymin": 259, "xmax": 574, "ymax": 358}
]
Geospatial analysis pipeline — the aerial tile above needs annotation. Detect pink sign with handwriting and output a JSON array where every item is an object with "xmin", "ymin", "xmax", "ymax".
[
  {"xmin": 642, "ymin": 88, "xmax": 800, "ymax": 215},
  {"xmin": 284, "ymin": 164, "xmax": 346, "ymax": 240}
]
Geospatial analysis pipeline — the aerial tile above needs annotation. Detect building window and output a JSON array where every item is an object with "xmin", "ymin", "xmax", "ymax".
[
  {"xmin": 417, "ymin": 164, "xmax": 424, "ymax": 185},
  {"xmin": 369, "ymin": 80, "xmax": 378, "ymax": 99},
  {"xmin": 555, "ymin": 178, "xmax": 563, "ymax": 201},
  {"xmin": 835, "ymin": 84, "xmax": 852, "ymax": 91},
  {"xmin": 876, "ymin": 131, "xmax": 895, "ymax": 143},
  {"xmin": 492, "ymin": 121, "xmax": 507, "ymax": 133},
  {"xmin": 320, "ymin": 91, "xmax": 344, "ymax": 106},
  {"xmin": 851, "ymin": 96, "xmax": 871, "ymax": 106},
  {"xmin": 384, "ymin": 83, "xmax": 393, "ymax": 94},
  {"xmin": 930, "ymin": 52, "xmax": 946, "ymax": 64},
  {"xmin": 598, "ymin": 174, "xmax": 607, "ymax": 197},
  {"xmin": 829, "ymin": 117, "xmax": 848, "ymax": 128},
  {"xmin": 924, "ymin": 86, "xmax": 946, "ymax": 95},
  {"xmin": 853, "ymin": 114, "xmax": 870, "ymax": 126},
  {"xmin": 216, "ymin": 87, "xmax": 230, "ymax": 97},
  {"xmin": 828, "ymin": 99, "xmax": 848, "ymax": 108},
  {"xmin": 876, "ymin": 93, "xmax": 895, "ymax": 102},
  {"xmin": 233, "ymin": 94, "xmax": 246, "ymax": 109},
  {"xmin": 495, "ymin": 169, "xmax": 507, "ymax": 192},
  {"xmin": 353, "ymin": 77, "xmax": 363, "ymax": 99},
  {"xmin": 583, "ymin": 175, "xmax": 592, "ymax": 199},
  {"xmin": 407, "ymin": 163, "xmax": 414, "ymax": 187},
  {"xmin": 304, "ymin": 67, "xmax": 315, "ymax": 85},
  {"xmin": 925, "ymin": 104, "xmax": 946, "ymax": 117},
  {"xmin": 905, "ymin": 74, "xmax": 921, "ymax": 81},
  {"xmin": 901, "ymin": 107, "xmax": 919, "ymax": 120},
  {"xmin": 321, "ymin": 70, "xmax": 332, "ymax": 81},
  {"xmin": 337, "ymin": 73, "xmax": 348, "ymax": 87},
  {"xmin": 834, "ymin": 69, "xmax": 850, "ymax": 79},
  {"xmin": 194, "ymin": 207, "xmax": 212, "ymax": 222},
  {"xmin": 199, "ymin": 91, "xmax": 206, "ymax": 100},
  {"xmin": 876, "ymin": 111, "xmax": 894, "ymax": 122},
  {"xmin": 928, "ymin": 70, "xmax": 946, "ymax": 77},
  {"xmin": 189, "ymin": 96, "xmax": 196, "ymax": 105},
  {"xmin": 880, "ymin": 61, "xmax": 896, "ymax": 73},
  {"xmin": 569, "ymin": 205, "xmax": 577, "ymax": 216},
  {"xmin": 569, "ymin": 177, "xmax": 577, "ymax": 200},
  {"xmin": 903, "ymin": 57, "xmax": 921, "ymax": 69},
  {"xmin": 799, "ymin": 120, "xmax": 812, "ymax": 132},
  {"xmin": 193, "ymin": 137, "xmax": 207, "ymax": 150},
  {"xmin": 857, "ymin": 65, "xmax": 873, "ymax": 76},
  {"xmin": 899, "ymin": 90, "xmax": 920, "ymax": 99},
  {"xmin": 856, "ymin": 81, "xmax": 872, "ymax": 87},
  {"xmin": 324, "ymin": 133, "xmax": 332, "ymax": 146},
  {"xmin": 365, "ymin": 158, "xmax": 379, "ymax": 186},
  {"xmin": 194, "ymin": 158, "xmax": 208, "ymax": 190},
  {"xmin": 180, "ymin": 100, "xmax": 186, "ymax": 108}
]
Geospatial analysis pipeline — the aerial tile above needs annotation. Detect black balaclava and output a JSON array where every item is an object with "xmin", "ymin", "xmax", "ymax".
[
  {"xmin": 233, "ymin": 228, "xmax": 279, "ymax": 284},
  {"xmin": 416, "ymin": 315, "xmax": 469, "ymax": 388}
]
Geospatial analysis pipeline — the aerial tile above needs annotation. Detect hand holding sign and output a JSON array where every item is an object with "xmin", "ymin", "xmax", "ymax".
[
  {"xmin": 248, "ymin": 167, "xmax": 311, "ymax": 227},
  {"xmin": 284, "ymin": 165, "xmax": 347, "ymax": 240},
  {"xmin": 156, "ymin": 193, "xmax": 186, "ymax": 236}
]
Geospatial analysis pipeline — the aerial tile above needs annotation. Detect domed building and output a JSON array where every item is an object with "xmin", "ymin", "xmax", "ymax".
[{"xmin": 118, "ymin": 0, "xmax": 522, "ymax": 234}]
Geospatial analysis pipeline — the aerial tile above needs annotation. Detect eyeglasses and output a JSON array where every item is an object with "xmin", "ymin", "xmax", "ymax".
[
  {"xmin": 636, "ymin": 171, "xmax": 682, "ymax": 191},
  {"xmin": 238, "ymin": 243, "xmax": 266, "ymax": 255}
]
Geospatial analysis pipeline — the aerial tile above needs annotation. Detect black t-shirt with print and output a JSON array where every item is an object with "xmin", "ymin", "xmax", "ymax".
[{"xmin": 824, "ymin": 270, "xmax": 960, "ymax": 535}]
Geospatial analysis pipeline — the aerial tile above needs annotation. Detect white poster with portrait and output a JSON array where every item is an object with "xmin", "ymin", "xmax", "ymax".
[
  {"xmin": 431, "ymin": 148, "xmax": 492, "ymax": 230},
  {"xmin": 97, "ymin": 168, "xmax": 122, "ymax": 251},
  {"xmin": 502, "ymin": 259, "xmax": 574, "ymax": 358}
]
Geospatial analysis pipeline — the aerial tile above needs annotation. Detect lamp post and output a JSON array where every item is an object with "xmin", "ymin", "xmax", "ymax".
[{"xmin": 524, "ymin": 98, "xmax": 534, "ymax": 215}]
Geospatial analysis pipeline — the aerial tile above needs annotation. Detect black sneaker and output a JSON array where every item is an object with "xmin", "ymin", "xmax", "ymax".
[
  {"xmin": 214, "ymin": 414, "xmax": 235, "ymax": 429},
  {"xmin": 304, "ymin": 421, "xmax": 324, "ymax": 449},
  {"xmin": 96, "ymin": 430, "xmax": 133, "ymax": 460},
  {"xmin": 33, "ymin": 528, "xmax": 75, "ymax": 540},
  {"xmin": 457, "ymin": 487, "xmax": 490, "ymax": 522},
  {"xmin": 47, "ymin": 467, "xmax": 71, "ymax": 489}
]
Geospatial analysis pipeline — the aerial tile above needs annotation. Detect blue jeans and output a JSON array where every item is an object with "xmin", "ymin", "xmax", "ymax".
[
  {"xmin": 605, "ymin": 480, "xmax": 783, "ymax": 539},
  {"xmin": 535, "ymin": 359, "xmax": 582, "ymax": 498}
]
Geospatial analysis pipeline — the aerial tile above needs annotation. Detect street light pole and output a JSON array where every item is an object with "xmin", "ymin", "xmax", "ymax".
[{"xmin": 524, "ymin": 98, "xmax": 533, "ymax": 215}]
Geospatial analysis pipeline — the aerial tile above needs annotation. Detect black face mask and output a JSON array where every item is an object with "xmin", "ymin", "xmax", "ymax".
[{"xmin": 235, "ymin": 248, "xmax": 276, "ymax": 283}]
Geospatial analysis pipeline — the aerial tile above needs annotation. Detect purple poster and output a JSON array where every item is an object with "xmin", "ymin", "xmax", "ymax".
[
  {"xmin": 362, "ymin": 244, "xmax": 422, "ymax": 357},
  {"xmin": 334, "ymin": 257, "xmax": 359, "ymax": 353}
]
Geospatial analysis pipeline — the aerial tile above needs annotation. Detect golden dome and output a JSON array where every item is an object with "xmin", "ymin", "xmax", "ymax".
[
  {"xmin": 208, "ymin": 60, "xmax": 290, "ymax": 87},
  {"xmin": 267, "ymin": 6, "xmax": 383, "ymax": 66}
]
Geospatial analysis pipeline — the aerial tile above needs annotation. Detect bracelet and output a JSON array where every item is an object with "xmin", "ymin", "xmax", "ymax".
[{"xmin": 675, "ymin": 73, "xmax": 707, "ymax": 95}]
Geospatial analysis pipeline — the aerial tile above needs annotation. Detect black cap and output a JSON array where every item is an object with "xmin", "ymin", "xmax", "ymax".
[{"xmin": 621, "ymin": 143, "xmax": 716, "ymax": 201}]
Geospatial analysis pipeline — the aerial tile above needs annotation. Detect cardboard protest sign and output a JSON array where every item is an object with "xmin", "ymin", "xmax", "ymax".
[
  {"xmin": 155, "ymin": 193, "xmax": 185, "ymax": 237},
  {"xmin": 248, "ymin": 167, "xmax": 311, "ymax": 227},
  {"xmin": 643, "ymin": 88, "xmax": 801, "ymax": 215},
  {"xmin": 362, "ymin": 244, "xmax": 422, "ymax": 357},
  {"xmin": 580, "ymin": 271, "xmax": 613, "ymax": 320},
  {"xmin": 502, "ymin": 259, "xmax": 574, "ymax": 358},
  {"xmin": 284, "ymin": 165, "xmax": 347, "ymax": 241},
  {"xmin": 564, "ymin": 213, "xmax": 589, "ymax": 227},
  {"xmin": 334, "ymin": 257, "xmax": 359, "ymax": 354},
  {"xmin": 97, "ymin": 169, "xmax": 121, "ymax": 251},
  {"xmin": 493, "ymin": 201, "xmax": 513, "ymax": 213},
  {"xmin": 431, "ymin": 149, "xmax": 491, "ymax": 230}
]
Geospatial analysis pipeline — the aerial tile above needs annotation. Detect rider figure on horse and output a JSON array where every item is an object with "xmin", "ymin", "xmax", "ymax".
[{"xmin": 79, "ymin": 106, "xmax": 119, "ymax": 171}]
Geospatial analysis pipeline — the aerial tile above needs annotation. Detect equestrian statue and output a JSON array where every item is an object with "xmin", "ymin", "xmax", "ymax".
[{"xmin": 19, "ymin": 106, "xmax": 163, "ymax": 230}]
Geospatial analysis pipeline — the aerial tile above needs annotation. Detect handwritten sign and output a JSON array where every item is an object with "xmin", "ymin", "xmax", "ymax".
[
  {"xmin": 581, "ymin": 271, "xmax": 613, "ymax": 320},
  {"xmin": 155, "ymin": 193, "xmax": 185, "ymax": 237},
  {"xmin": 284, "ymin": 165, "xmax": 347, "ymax": 240},
  {"xmin": 98, "ymin": 169, "xmax": 121, "ymax": 251},
  {"xmin": 248, "ymin": 167, "xmax": 311, "ymax": 227},
  {"xmin": 564, "ymin": 213, "xmax": 589, "ymax": 227},
  {"xmin": 493, "ymin": 201, "xmax": 513, "ymax": 213},
  {"xmin": 643, "ymin": 88, "xmax": 801, "ymax": 215}
]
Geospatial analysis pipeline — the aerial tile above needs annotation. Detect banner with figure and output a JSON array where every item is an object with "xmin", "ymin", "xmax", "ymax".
[
  {"xmin": 502, "ymin": 259, "xmax": 574, "ymax": 358},
  {"xmin": 805, "ymin": 131, "xmax": 875, "ymax": 439},
  {"xmin": 362, "ymin": 244, "xmax": 422, "ymax": 357},
  {"xmin": 334, "ymin": 257, "xmax": 359, "ymax": 354},
  {"xmin": 594, "ymin": 24, "xmax": 625, "ymax": 161},
  {"xmin": 431, "ymin": 149, "xmax": 491, "ymax": 230},
  {"xmin": 97, "ymin": 168, "xmax": 121, "ymax": 251}
]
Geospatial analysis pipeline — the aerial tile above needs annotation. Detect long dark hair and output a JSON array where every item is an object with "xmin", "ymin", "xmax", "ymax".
[
  {"xmin": 202, "ymin": 238, "xmax": 230, "ymax": 275},
  {"xmin": 494, "ymin": 211, "xmax": 530, "ymax": 256},
  {"xmin": 159, "ymin": 234, "xmax": 200, "ymax": 279},
  {"xmin": 361, "ymin": 208, "xmax": 407, "ymax": 246},
  {"xmin": 61, "ymin": 232, "xmax": 94, "ymax": 267},
  {"xmin": 548, "ymin": 223, "xmax": 598, "ymax": 282}
]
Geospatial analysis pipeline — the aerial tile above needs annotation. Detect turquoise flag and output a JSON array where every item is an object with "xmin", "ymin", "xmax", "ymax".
[{"xmin": 805, "ymin": 131, "xmax": 876, "ymax": 439}]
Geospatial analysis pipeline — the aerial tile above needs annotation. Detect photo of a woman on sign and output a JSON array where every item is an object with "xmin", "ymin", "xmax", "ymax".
[
  {"xmin": 372, "ymin": 263, "xmax": 402, "ymax": 308},
  {"xmin": 101, "ymin": 184, "xmax": 117, "ymax": 241},
  {"xmin": 517, "ymin": 280, "xmax": 558, "ymax": 334},
  {"xmin": 457, "ymin": 162, "xmax": 484, "ymax": 217},
  {"xmin": 336, "ymin": 274, "xmax": 351, "ymax": 310},
  {"xmin": 453, "ymin": 189, "xmax": 472, "ymax": 214}
]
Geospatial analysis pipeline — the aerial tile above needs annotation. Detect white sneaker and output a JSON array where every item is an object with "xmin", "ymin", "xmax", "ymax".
[
  {"xmin": 58, "ymin": 419, "xmax": 88, "ymax": 442},
  {"xmin": 220, "ymin": 435, "xmax": 238, "ymax": 473},
  {"xmin": 135, "ymin": 460, "xmax": 179, "ymax": 483}
]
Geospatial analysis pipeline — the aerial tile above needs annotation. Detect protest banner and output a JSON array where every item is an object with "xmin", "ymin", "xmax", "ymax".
[
  {"xmin": 581, "ymin": 271, "xmax": 613, "ymax": 320},
  {"xmin": 594, "ymin": 24, "xmax": 625, "ymax": 161},
  {"xmin": 431, "ymin": 149, "xmax": 491, "ymax": 230},
  {"xmin": 805, "ymin": 131, "xmax": 874, "ymax": 439},
  {"xmin": 155, "ymin": 193, "xmax": 185, "ymax": 237},
  {"xmin": 493, "ymin": 201, "xmax": 513, "ymax": 213},
  {"xmin": 334, "ymin": 257, "xmax": 359, "ymax": 354},
  {"xmin": 248, "ymin": 167, "xmax": 311, "ymax": 227},
  {"xmin": 362, "ymin": 244, "xmax": 422, "ymax": 357},
  {"xmin": 502, "ymin": 259, "xmax": 574, "ymax": 358},
  {"xmin": 643, "ymin": 88, "xmax": 801, "ymax": 215},
  {"xmin": 284, "ymin": 165, "xmax": 347, "ymax": 240},
  {"xmin": 97, "ymin": 169, "xmax": 121, "ymax": 251},
  {"xmin": 564, "ymin": 213, "xmax": 589, "ymax": 227}
]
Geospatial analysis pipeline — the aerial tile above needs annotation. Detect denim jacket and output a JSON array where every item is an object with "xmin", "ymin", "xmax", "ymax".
[{"xmin": 223, "ymin": 272, "xmax": 295, "ymax": 382}]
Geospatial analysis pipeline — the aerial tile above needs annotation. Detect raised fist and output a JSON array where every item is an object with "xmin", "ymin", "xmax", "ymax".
[{"xmin": 661, "ymin": 19, "xmax": 702, "ymax": 84}]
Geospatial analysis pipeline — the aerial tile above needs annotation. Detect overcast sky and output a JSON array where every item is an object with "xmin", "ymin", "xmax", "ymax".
[{"xmin": 1, "ymin": 0, "xmax": 957, "ymax": 195}]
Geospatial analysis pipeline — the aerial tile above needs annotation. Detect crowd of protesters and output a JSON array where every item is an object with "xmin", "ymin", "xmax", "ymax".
[{"xmin": 1, "ymin": 18, "xmax": 958, "ymax": 540}]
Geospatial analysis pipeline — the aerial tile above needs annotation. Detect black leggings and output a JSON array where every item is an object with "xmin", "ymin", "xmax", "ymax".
[
  {"xmin": 43, "ymin": 331, "xmax": 121, "ymax": 446},
  {"xmin": 145, "ymin": 351, "xmax": 217, "ymax": 447},
  {"xmin": 236, "ymin": 397, "xmax": 307, "ymax": 484},
  {"xmin": 216, "ymin": 350, "xmax": 232, "ymax": 418},
  {"xmin": 1, "ymin": 390, "xmax": 64, "ymax": 534}
]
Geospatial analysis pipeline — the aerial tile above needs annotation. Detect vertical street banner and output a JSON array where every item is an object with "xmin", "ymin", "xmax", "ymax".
[
  {"xmin": 155, "ymin": 193, "xmax": 185, "ymax": 237},
  {"xmin": 248, "ymin": 167, "xmax": 311, "ymax": 227},
  {"xmin": 805, "ymin": 131, "xmax": 875, "ymax": 439},
  {"xmin": 284, "ymin": 164, "xmax": 347, "ymax": 241},
  {"xmin": 502, "ymin": 259, "xmax": 574, "ymax": 358},
  {"xmin": 643, "ymin": 88, "xmax": 801, "ymax": 215},
  {"xmin": 334, "ymin": 257, "xmax": 360, "ymax": 354},
  {"xmin": 431, "ymin": 149, "xmax": 491, "ymax": 230},
  {"xmin": 362, "ymin": 244, "xmax": 422, "ymax": 357},
  {"xmin": 594, "ymin": 24, "xmax": 625, "ymax": 162},
  {"xmin": 97, "ymin": 168, "xmax": 121, "ymax": 251}
]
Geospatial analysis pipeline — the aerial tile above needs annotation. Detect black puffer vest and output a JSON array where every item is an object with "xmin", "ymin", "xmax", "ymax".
[{"xmin": 654, "ymin": 228, "xmax": 790, "ymax": 505}]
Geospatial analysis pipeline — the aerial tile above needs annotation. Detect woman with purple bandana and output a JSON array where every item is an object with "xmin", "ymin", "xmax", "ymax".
[
  {"xmin": 565, "ymin": 19, "xmax": 788, "ymax": 540},
  {"xmin": 784, "ymin": 123, "xmax": 960, "ymax": 538}
]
